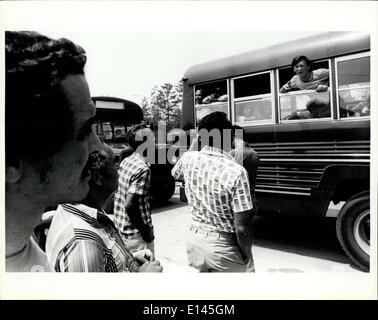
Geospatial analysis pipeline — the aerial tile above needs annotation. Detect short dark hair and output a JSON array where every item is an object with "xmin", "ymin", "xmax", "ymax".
[
  {"xmin": 126, "ymin": 124, "xmax": 149, "ymax": 150},
  {"xmin": 232, "ymin": 125, "xmax": 247, "ymax": 142},
  {"xmin": 198, "ymin": 112, "xmax": 233, "ymax": 149},
  {"xmin": 291, "ymin": 55, "xmax": 312, "ymax": 70},
  {"xmin": 5, "ymin": 31, "xmax": 87, "ymax": 166},
  {"xmin": 198, "ymin": 111, "xmax": 232, "ymax": 132}
]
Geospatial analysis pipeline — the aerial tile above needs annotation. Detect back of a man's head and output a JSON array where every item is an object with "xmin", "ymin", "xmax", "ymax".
[
  {"xmin": 5, "ymin": 31, "xmax": 87, "ymax": 167},
  {"xmin": 126, "ymin": 124, "xmax": 154, "ymax": 151},
  {"xmin": 86, "ymin": 144, "xmax": 119, "ymax": 206},
  {"xmin": 198, "ymin": 112, "xmax": 233, "ymax": 150}
]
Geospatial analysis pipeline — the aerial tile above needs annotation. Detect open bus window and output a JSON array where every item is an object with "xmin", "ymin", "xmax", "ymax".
[
  {"xmin": 336, "ymin": 54, "xmax": 370, "ymax": 118},
  {"xmin": 278, "ymin": 60, "xmax": 331, "ymax": 121},
  {"xmin": 194, "ymin": 80, "xmax": 228, "ymax": 125},
  {"xmin": 278, "ymin": 60, "xmax": 329, "ymax": 91},
  {"xmin": 233, "ymin": 71, "xmax": 273, "ymax": 125}
]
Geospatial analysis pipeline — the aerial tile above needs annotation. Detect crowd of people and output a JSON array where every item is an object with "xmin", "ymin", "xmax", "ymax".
[{"xmin": 6, "ymin": 31, "xmax": 333, "ymax": 273}]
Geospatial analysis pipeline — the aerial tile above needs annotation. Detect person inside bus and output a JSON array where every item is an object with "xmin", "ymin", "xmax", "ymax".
[
  {"xmin": 5, "ymin": 31, "xmax": 103, "ymax": 272},
  {"xmin": 202, "ymin": 87, "xmax": 221, "ymax": 104},
  {"xmin": 46, "ymin": 144, "xmax": 163, "ymax": 272},
  {"xmin": 280, "ymin": 55, "xmax": 329, "ymax": 93},
  {"xmin": 237, "ymin": 104, "xmax": 269, "ymax": 122},
  {"xmin": 195, "ymin": 89, "xmax": 203, "ymax": 105},
  {"xmin": 172, "ymin": 112, "xmax": 255, "ymax": 272},
  {"xmin": 113, "ymin": 124, "xmax": 156, "ymax": 256},
  {"xmin": 306, "ymin": 99, "xmax": 331, "ymax": 118}
]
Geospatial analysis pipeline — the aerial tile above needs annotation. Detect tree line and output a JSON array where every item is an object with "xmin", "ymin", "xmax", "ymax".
[{"xmin": 140, "ymin": 81, "xmax": 183, "ymax": 132}]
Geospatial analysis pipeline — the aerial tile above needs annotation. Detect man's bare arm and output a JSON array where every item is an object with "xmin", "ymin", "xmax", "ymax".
[
  {"xmin": 125, "ymin": 193, "xmax": 154, "ymax": 243},
  {"xmin": 233, "ymin": 210, "xmax": 254, "ymax": 261}
]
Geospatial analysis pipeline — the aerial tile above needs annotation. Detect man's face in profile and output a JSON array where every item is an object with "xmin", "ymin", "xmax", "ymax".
[{"xmin": 33, "ymin": 74, "xmax": 101, "ymax": 206}]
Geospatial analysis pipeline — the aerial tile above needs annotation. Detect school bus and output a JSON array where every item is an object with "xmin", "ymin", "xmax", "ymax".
[
  {"xmin": 92, "ymin": 96, "xmax": 176, "ymax": 204},
  {"xmin": 179, "ymin": 32, "xmax": 371, "ymax": 271}
]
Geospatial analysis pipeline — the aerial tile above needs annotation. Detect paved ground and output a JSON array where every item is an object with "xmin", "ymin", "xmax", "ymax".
[{"xmin": 151, "ymin": 188, "xmax": 362, "ymax": 273}]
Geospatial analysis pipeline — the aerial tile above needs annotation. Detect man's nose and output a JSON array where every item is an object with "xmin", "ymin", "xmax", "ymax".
[{"xmin": 89, "ymin": 131, "xmax": 103, "ymax": 153}]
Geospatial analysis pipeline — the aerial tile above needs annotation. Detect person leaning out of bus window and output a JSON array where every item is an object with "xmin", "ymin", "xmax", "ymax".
[{"xmin": 280, "ymin": 55, "xmax": 329, "ymax": 93}]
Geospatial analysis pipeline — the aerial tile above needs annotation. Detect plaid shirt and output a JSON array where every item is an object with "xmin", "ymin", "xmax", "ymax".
[
  {"xmin": 172, "ymin": 146, "xmax": 253, "ymax": 233},
  {"xmin": 114, "ymin": 152, "xmax": 153, "ymax": 239},
  {"xmin": 46, "ymin": 204, "xmax": 140, "ymax": 272}
]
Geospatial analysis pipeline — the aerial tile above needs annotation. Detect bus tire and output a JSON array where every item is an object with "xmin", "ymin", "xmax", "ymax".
[
  {"xmin": 150, "ymin": 175, "xmax": 176, "ymax": 205},
  {"xmin": 336, "ymin": 194, "xmax": 370, "ymax": 272}
]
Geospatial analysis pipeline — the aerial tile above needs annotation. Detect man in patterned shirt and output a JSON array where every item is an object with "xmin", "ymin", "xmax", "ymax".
[
  {"xmin": 114, "ymin": 125, "xmax": 156, "ymax": 255},
  {"xmin": 172, "ymin": 112, "xmax": 255, "ymax": 272},
  {"xmin": 46, "ymin": 144, "xmax": 162, "ymax": 272}
]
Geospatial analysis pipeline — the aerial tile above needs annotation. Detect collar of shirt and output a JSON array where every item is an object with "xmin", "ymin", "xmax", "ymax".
[
  {"xmin": 200, "ymin": 145, "xmax": 235, "ymax": 162},
  {"xmin": 59, "ymin": 204, "xmax": 108, "ymax": 229},
  {"xmin": 133, "ymin": 151, "xmax": 151, "ymax": 167}
]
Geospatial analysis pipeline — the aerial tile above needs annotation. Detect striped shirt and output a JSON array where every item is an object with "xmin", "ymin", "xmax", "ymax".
[
  {"xmin": 46, "ymin": 204, "xmax": 140, "ymax": 272},
  {"xmin": 282, "ymin": 68, "xmax": 329, "ymax": 91},
  {"xmin": 114, "ymin": 152, "xmax": 153, "ymax": 240},
  {"xmin": 172, "ymin": 146, "xmax": 253, "ymax": 233}
]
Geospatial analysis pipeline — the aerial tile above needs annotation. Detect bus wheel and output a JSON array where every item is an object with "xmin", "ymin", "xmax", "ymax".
[
  {"xmin": 150, "ymin": 175, "xmax": 176, "ymax": 205},
  {"xmin": 336, "ymin": 194, "xmax": 370, "ymax": 272}
]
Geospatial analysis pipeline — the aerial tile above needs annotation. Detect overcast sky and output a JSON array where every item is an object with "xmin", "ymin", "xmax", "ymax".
[
  {"xmin": 2, "ymin": 1, "xmax": 376, "ymax": 106},
  {"xmin": 1, "ymin": 0, "xmax": 377, "ymax": 300},
  {"xmin": 40, "ymin": 30, "xmax": 323, "ymax": 104}
]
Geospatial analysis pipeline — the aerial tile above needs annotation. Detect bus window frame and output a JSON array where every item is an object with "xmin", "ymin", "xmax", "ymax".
[
  {"xmin": 276, "ymin": 58, "xmax": 334, "ymax": 124},
  {"xmin": 231, "ymin": 70, "xmax": 276, "ymax": 126},
  {"xmin": 334, "ymin": 51, "xmax": 371, "ymax": 121},
  {"xmin": 193, "ymin": 79, "xmax": 231, "ymax": 127}
]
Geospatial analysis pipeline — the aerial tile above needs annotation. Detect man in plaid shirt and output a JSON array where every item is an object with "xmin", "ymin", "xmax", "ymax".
[
  {"xmin": 172, "ymin": 112, "xmax": 255, "ymax": 272},
  {"xmin": 114, "ymin": 125, "xmax": 156, "ymax": 255}
]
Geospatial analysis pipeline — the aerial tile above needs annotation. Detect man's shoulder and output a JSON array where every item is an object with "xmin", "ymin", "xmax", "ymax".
[
  {"xmin": 120, "ymin": 153, "xmax": 150, "ymax": 173},
  {"xmin": 313, "ymin": 68, "xmax": 329, "ymax": 77}
]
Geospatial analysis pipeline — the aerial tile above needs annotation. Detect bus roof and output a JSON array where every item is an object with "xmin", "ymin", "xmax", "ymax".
[
  {"xmin": 92, "ymin": 96, "xmax": 143, "ymax": 124},
  {"xmin": 183, "ymin": 32, "xmax": 370, "ymax": 85}
]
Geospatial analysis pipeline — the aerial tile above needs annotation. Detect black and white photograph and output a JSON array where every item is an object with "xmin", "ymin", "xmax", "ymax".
[{"xmin": 0, "ymin": 0, "xmax": 377, "ymax": 301}]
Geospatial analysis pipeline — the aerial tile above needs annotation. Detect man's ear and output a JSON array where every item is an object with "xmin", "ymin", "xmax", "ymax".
[{"xmin": 6, "ymin": 160, "xmax": 23, "ymax": 184}]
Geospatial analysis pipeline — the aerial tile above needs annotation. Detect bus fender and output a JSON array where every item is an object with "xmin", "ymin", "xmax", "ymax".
[{"xmin": 318, "ymin": 164, "xmax": 369, "ymax": 189}]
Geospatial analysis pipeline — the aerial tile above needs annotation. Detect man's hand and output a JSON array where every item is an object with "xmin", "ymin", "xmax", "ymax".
[
  {"xmin": 133, "ymin": 248, "xmax": 154, "ymax": 264},
  {"xmin": 316, "ymin": 85, "xmax": 328, "ymax": 92},
  {"xmin": 139, "ymin": 260, "xmax": 163, "ymax": 273}
]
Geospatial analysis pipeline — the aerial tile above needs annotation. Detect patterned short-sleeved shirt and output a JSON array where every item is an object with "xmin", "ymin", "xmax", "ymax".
[
  {"xmin": 114, "ymin": 152, "xmax": 153, "ymax": 239},
  {"xmin": 171, "ymin": 146, "xmax": 253, "ymax": 233},
  {"xmin": 45, "ymin": 204, "xmax": 140, "ymax": 272}
]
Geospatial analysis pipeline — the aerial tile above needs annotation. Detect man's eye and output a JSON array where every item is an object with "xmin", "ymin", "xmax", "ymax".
[{"xmin": 91, "ymin": 123, "xmax": 97, "ymax": 133}]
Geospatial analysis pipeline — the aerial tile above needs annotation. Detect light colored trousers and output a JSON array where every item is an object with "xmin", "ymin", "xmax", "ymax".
[{"xmin": 187, "ymin": 225, "xmax": 255, "ymax": 272}]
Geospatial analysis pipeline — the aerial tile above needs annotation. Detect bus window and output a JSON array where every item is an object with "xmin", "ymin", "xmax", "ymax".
[
  {"xmin": 96, "ymin": 122, "xmax": 113, "ymax": 140},
  {"xmin": 194, "ymin": 80, "xmax": 228, "ymax": 125},
  {"xmin": 336, "ymin": 53, "xmax": 370, "ymax": 118},
  {"xmin": 278, "ymin": 60, "xmax": 331, "ymax": 121},
  {"xmin": 279, "ymin": 90, "xmax": 330, "ymax": 120},
  {"xmin": 233, "ymin": 72, "xmax": 273, "ymax": 124}
]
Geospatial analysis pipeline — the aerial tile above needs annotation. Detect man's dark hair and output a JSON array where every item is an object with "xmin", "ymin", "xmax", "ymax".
[
  {"xmin": 198, "ymin": 112, "xmax": 233, "ymax": 149},
  {"xmin": 126, "ymin": 124, "xmax": 149, "ymax": 150},
  {"xmin": 198, "ymin": 111, "xmax": 232, "ymax": 132},
  {"xmin": 291, "ymin": 55, "xmax": 312, "ymax": 70},
  {"xmin": 5, "ymin": 31, "xmax": 87, "ymax": 166}
]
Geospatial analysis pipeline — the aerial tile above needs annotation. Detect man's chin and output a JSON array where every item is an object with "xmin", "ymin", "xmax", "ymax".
[{"xmin": 53, "ymin": 183, "xmax": 90, "ymax": 207}]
